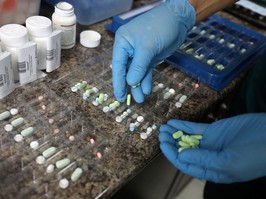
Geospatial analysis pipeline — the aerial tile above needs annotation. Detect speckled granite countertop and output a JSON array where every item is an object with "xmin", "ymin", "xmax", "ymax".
[{"xmin": 0, "ymin": 1, "xmax": 265, "ymax": 199}]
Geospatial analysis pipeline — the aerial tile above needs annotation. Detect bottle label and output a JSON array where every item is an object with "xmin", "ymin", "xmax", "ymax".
[
  {"xmin": 54, "ymin": 23, "xmax": 76, "ymax": 48},
  {"xmin": 46, "ymin": 30, "xmax": 61, "ymax": 73},
  {"xmin": 17, "ymin": 41, "xmax": 38, "ymax": 86},
  {"xmin": 0, "ymin": 52, "xmax": 15, "ymax": 99}
]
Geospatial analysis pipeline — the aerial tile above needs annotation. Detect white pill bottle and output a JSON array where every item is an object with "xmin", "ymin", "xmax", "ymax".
[
  {"xmin": 0, "ymin": 24, "xmax": 28, "ymax": 83},
  {"xmin": 52, "ymin": 2, "xmax": 76, "ymax": 49},
  {"xmin": 26, "ymin": 16, "xmax": 52, "ymax": 70}
]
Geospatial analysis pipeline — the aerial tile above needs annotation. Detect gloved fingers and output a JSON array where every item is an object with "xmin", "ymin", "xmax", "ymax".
[
  {"xmin": 141, "ymin": 67, "xmax": 153, "ymax": 95},
  {"xmin": 167, "ymin": 119, "xmax": 209, "ymax": 135},
  {"xmin": 130, "ymin": 85, "xmax": 145, "ymax": 103},
  {"xmin": 178, "ymin": 148, "xmax": 227, "ymax": 173},
  {"xmin": 126, "ymin": 45, "xmax": 154, "ymax": 86},
  {"xmin": 177, "ymin": 160, "xmax": 234, "ymax": 183},
  {"xmin": 112, "ymin": 37, "xmax": 133, "ymax": 102}
]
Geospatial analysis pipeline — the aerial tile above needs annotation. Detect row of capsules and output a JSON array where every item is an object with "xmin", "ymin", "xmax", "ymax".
[{"xmin": 70, "ymin": 68, "xmax": 161, "ymax": 140}]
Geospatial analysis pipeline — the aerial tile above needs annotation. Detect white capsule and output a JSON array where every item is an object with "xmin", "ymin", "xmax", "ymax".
[
  {"xmin": 92, "ymin": 87, "xmax": 99, "ymax": 93},
  {"xmin": 36, "ymin": 156, "xmax": 46, "ymax": 165},
  {"xmin": 59, "ymin": 178, "xmax": 69, "ymax": 189},
  {"xmin": 46, "ymin": 164, "xmax": 55, "ymax": 173},
  {"xmin": 146, "ymin": 127, "xmax": 153, "ymax": 134},
  {"xmin": 179, "ymin": 95, "xmax": 188, "ymax": 103},
  {"xmin": 135, "ymin": 121, "xmax": 141, "ymax": 127}
]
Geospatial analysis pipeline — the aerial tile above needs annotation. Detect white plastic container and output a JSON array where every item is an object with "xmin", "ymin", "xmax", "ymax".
[
  {"xmin": 0, "ymin": 24, "xmax": 29, "ymax": 83},
  {"xmin": 26, "ymin": 16, "xmax": 53, "ymax": 70},
  {"xmin": 44, "ymin": 0, "xmax": 133, "ymax": 25},
  {"xmin": 0, "ymin": 24, "xmax": 38, "ymax": 85},
  {"xmin": 52, "ymin": 2, "xmax": 76, "ymax": 49}
]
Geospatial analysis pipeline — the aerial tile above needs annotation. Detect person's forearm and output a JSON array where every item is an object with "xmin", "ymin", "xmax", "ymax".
[{"xmin": 188, "ymin": 0, "xmax": 238, "ymax": 23}]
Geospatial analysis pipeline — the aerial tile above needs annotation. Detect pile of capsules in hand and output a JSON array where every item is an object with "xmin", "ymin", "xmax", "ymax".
[{"xmin": 172, "ymin": 130, "xmax": 203, "ymax": 152}]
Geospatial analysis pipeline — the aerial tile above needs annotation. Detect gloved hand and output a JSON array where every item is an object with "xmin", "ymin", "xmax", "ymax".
[
  {"xmin": 159, "ymin": 113, "xmax": 266, "ymax": 183},
  {"xmin": 112, "ymin": 0, "xmax": 196, "ymax": 103}
]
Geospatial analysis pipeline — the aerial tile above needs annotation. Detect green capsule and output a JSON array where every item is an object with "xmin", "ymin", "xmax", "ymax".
[
  {"xmin": 190, "ymin": 135, "xmax": 203, "ymax": 140},
  {"xmin": 178, "ymin": 141, "xmax": 190, "ymax": 148},
  {"xmin": 21, "ymin": 127, "xmax": 34, "ymax": 137},
  {"xmin": 132, "ymin": 83, "xmax": 141, "ymax": 88},
  {"xmin": 42, "ymin": 147, "xmax": 57, "ymax": 158},
  {"xmin": 0, "ymin": 111, "xmax": 11, "ymax": 121},
  {"xmin": 188, "ymin": 137, "xmax": 200, "ymax": 145},
  {"xmin": 11, "ymin": 117, "xmax": 24, "ymax": 127},
  {"xmin": 98, "ymin": 93, "xmax": 105, "ymax": 104},
  {"xmin": 172, "ymin": 130, "xmax": 184, "ymax": 139},
  {"xmin": 127, "ymin": 94, "xmax": 131, "ymax": 106},
  {"xmin": 207, "ymin": 59, "xmax": 215, "ymax": 65},
  {"xmin": 56, "ymin": 158, "xmax": 71, "ymax": 169},
  {"xmin": 71, "ymin": 168, "xmax": 83, "ymax": 182}
]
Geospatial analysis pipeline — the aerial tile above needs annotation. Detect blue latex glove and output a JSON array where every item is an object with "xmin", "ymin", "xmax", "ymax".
[
  {"xmin": 112, "ymin": 0, "xmax": 196, "ymax": 103},
  {"xmin": 159, "ymin": 113, "xmax": 266, "ymax": 183}
]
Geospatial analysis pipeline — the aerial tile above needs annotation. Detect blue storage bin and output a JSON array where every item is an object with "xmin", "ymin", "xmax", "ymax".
[{"xmin": 43, "ymin": 0, "xmax": 133, "ymax": 25}]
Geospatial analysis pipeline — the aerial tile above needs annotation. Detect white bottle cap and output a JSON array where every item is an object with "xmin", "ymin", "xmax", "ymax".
[
  {"xmin": 0, "ymin": 24, "xmax": 28, "ymax": 47},
  {"xmin": 55, "ymin": 2, "xmax": 74, "ymax": 16},
  {"xmin": 80, "ymin": 30, "xmax": 101, "ymax": 48},
  {"xmin": 26, "ymin": 16, "xmax": 52, "ymax": 37}
]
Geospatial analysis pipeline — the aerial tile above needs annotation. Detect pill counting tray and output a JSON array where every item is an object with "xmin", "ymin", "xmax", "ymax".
[{"xmin": 106, "ymin": 2, "xmax": 266, "ymax": 91}]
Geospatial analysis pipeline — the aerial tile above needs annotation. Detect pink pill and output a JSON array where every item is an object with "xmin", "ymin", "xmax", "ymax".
[
  {"xmin": 96, "ymin": 152, "xmax": 102, "ymax": 159},
  {"xmin": 54, "ymin": 129, "xmax": 60, "ymax": 134},
  {"xmin": 69, "ymin": 135, "xmax": 75, "ymax": 141},
  {"xmin": 38, "ymin": 96, "xmax": 44, "ymax": 101},
  {"xmin": 48, "ymin": 118, "xmax": 54, "ymax": 124},
  {"xmin": 89, "ymin": 138, "xmax": 95, "ymax": 144},
  {"xmin": 178, "ymin": 83, "xmax": 183, "ymax": 87},
  {"xmin": 194, "ymin": 83, "xmax": 199, "ymax": 89},
  {"xmin": 41, "ymin": 105, "xmax": 46, "ymax": 110}
]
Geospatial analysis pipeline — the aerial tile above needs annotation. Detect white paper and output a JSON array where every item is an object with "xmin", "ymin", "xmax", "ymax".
[
  {"xmin": 0, "ymin": 52, "xmax": 15, "ymax": 99},
  {"xmin": 17, "ymin": 41, "xmax": 38, "ymax": 86},
  {"xmin": 236, "ymin": 0, "xmax": 266, "ymax": 17},
  {"xmin": 46, "ymin": 30, "xmax": 61, "ymax": 73}
]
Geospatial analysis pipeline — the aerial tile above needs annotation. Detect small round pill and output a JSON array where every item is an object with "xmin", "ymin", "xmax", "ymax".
[
  {"xmin": 41, "ymin": 105, "xmax": 46, "ymax": 110},
  {"xmin": 59, "ymin": 178, "xmax": 69, "ymax": 189},
  {"xmin": 146, "ymin": 127, "xmax": 153, "ymax": 134},
  {"xmin": 46, "ymin": 164, "xmax": 55, "ymax": 173},
  {"xmin": 115, "ymin": 116, "xmax": 123, "ymax": 123},
  {"xmin": 169, "ymin": 88, "xmax": 175, "ymax": 94},
  {"xmin": 54, "ymin": 129, "xmax": 60, "ymax": 134},
  {"xmin": 71, "ymin": 86, "xmax": 78, "ymax": 92},
  {"xmin": 38, "ymin": 96, "xmax": 44, "ymax": 101},
  {"xmin": 103, "ymin": 106, "xmax": 109, "ymax": 113},
  {"xmin": 219, "ymin": 38, "xmax": 225, "ymax": 44},
  {"xmin": 137, "ymin": 116, "xmax": 144, "ymax": 123},
  {"xmin": 10, "ymin": 108, "xmax": 18, "ymax": 115},
  {"xmin": 30, "ymin": 141, "xmax": 39, "ymax": 149},
  {"xmin": 14, "ymin": 134, "xmax": 23, "ymax": 142},
  {"xmin": 4, "ymin": 124, "xmax": 13, "ymax": 132},
  {"xmin": 36, "ymin": 156, "xmax": 46, "ymax": 165},
  {"xmin": 69, "ymin": 135, "xmax": 75, "ymax": 141},
  {"xmin": 96, "ymin": 152, "xmax": 102, "ymax": 159},
  {"xmin": 158, "ymin": 83, "xmax": 164, "ymax": 88},
  {"xmin": 175, "ymin": 102, "xmax": 182, "ymax": 108},
  {"xmin": 48, "ymin": 118, "xmax": 54, "ymax": 124},
  {"xmin": 89, "ymin": 138, "xmax": 95, "ymax": 144},
  {"xmin": 92, "ymin": 100, "xmax": 99, "ymax": 106},
  {"xmin": 140, "ymin": 132, "xmax": 148, "ymax": 140}
]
